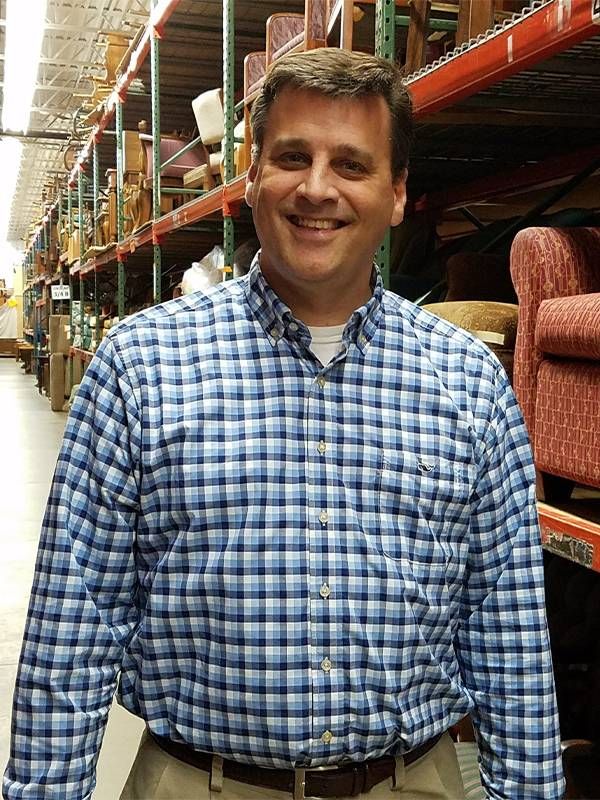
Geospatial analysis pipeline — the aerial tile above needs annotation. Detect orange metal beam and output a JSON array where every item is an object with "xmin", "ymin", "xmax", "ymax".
[
  {"xmin": 409, "ymin": 0, "xmax": 599, "ymax": 118},
  {"xmin": 152, "ymin": 186, "xmax": 226, "ymax": 237},
  {"xmin": 117, "ymin": 226, "xmax": 154, "ymax": 257},
  {"xmin": 538, "ymin": 501, "xmax": 600, "ymax": 572}
]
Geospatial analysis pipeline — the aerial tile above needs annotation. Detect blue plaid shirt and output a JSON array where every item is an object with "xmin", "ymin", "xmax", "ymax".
[{"xmin": 5, "ymin": 261, "xmax": 564, "ymax": 800}]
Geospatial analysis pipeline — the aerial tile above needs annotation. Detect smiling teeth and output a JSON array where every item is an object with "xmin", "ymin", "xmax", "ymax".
[{"xmin": 293, "ymin": 217, "xmax": 339, "ymax": 230}]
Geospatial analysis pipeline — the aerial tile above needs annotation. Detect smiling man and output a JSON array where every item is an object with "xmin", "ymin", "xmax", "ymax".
[
  {"xmin": 4, "ymin": 49, "xmax": 563, "ymax": 800},
  {"xmin": 245, "ymin": 84, "xmax": 407, "ymax": 326}
]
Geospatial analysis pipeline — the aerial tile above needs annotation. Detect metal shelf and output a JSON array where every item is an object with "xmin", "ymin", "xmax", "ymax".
[
  {"xmin": 539, "ymin": 501, "xmax": 600, "ymax": 573},
  {"xmin": 408, "ymin": 0, "xmax": 599, "ymax": 117}
]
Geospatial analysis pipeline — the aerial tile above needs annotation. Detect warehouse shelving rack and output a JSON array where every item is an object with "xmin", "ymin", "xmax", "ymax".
[{"xmin": 20, "ymin": 0, "xmax": 600, "ymax": 572}]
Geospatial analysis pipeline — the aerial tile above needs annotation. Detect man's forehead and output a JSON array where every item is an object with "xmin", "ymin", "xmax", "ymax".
[{"xmin": 264, "ymin": 87, "xmax": 391, "ymax": 137}]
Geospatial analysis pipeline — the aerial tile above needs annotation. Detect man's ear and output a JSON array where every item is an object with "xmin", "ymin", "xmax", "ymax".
[
  {"xmin": 390, "ymin": 168, "xmax": 408, "ymax": 227},
  {"xmin": 245, "ymin": 161, "xmax": 257, "ymax": 207}
]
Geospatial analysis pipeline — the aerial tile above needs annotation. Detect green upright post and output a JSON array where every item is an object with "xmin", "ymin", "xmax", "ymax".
[
  {"xmin": 77, "ymin": 170, "xmax": 85, "ymax": 341},
  {"xmin": 151, "ymin": 7, "xmax": 162, "ymax": 304},
  {"xmin": 375, "ymin": 0, "xmax": 396, "ymax": 289},
  {"xmin": 93, "ymin": 141, "xmax": 100, "ymax": 246},
  {"xmin": 78, "ymin": 170, "xmax": 85, "ymax": 265},
  {"xmin": 67, "ymin": 186, "xmax": 73, "ymax": 247},
  {"xmin": 69, "ymin": 269, "xmax": 74, "ymax": 386},
  {"xmin": 222, "ymin": 0, "xmax": 235, "ymax": 280},
  {"xmin": 116, "ymin": 99, "xmax": 126, "ymax": 319}
]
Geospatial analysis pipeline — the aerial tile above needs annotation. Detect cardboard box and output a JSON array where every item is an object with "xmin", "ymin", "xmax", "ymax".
[
  {"xmin": 50, "ymin": 354, "xmax": 66, "ymax": 412},
  {"xmin": 49, "ymin": 315, "xmax": 71, "ymax": 355}
]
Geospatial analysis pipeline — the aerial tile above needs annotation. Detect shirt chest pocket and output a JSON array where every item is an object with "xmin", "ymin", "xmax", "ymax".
[{"xmin": 377, "ymin": 450, "xmax": 471, "ymax": 564}]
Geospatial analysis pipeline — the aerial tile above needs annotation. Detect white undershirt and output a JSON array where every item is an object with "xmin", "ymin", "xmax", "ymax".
[{"xmin": 307, "ymin": 323, "xmax": 347, "ymax": 366}]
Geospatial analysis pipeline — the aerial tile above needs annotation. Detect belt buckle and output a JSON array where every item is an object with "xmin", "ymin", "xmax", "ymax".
[{"xmin": 294, "ymin": 767, "xmax": 306, "ymax": 800}]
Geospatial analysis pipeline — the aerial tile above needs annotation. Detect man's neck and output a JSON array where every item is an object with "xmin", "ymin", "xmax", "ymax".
[{"xmin": 260, "ymin": 267, "xmax": 373, "ymax": 326}]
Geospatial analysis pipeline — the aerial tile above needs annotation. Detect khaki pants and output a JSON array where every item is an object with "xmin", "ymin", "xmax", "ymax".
[{"xmin": 120, "ymin": 731, "xmax": 466, "ymax": 800}]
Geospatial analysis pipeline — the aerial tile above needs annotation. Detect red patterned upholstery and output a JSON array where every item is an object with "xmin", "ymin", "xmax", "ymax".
[
  {"xmin": 536, "ymin": 294, "xmax": 600, "ymax": 360},
  {"xmin": 266, "ymin": 13, "xmax": 305, "ymax": 65},
  {"xmin": 510, "ymin": 227, "xmax": 600, "ymax": 491},
  {"xmin": 536, "ymin": 361, "xmax": 600, "ymax": 487},
  {"xmin": 139, "ymin": 133, "xmax": 206, "ymax": 181},
  {"xmin": 244, "ymin": 51, "xmax": 266, "ymax": 97}
]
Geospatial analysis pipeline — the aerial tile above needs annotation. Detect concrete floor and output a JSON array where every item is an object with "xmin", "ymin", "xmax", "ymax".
[{"xmin": 0, "ymin": 358, "xmax": 144, "ymax": 798}]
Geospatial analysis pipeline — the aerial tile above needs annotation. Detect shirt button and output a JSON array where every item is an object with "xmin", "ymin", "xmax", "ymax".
[
  {"xmin": 321, "ymin": 730, "xmax": 333, "ymax": 744},
  {"xmin": 289, "ymin": 322, "xmax": 299, "ymax": 332},
  {"xmin": 321, "ymin": 657, "xmax": 332, "ymax": 673},
  {"xmin": 270, "ymin": 327, "xmax": 280, "ymax": 340},
  {"xmin": 319, "ymin": 511, "xmax": 329, "ymax": 525},
  {"xmin": 316, "ymin": 376, "xmax": 326, "ymax": 388},
  {"xmin": 319, "ymin": 583, "xmax": 331, "ymax": 599},
  {"xmin": 359, "ymin": 333, "xmax": 367, "ymax": 345},
  {"xmin": 317, "ymin": 440, "xmax": 327, "ymax": 455}
]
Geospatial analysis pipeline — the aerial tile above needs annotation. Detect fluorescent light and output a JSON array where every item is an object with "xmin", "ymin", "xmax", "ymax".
[
  {"xmin": 0, "ymin": 0, "xmax": 46, "ymax": 281},
  {"xmin": 0, "ymin": 138, "xmax": 24, "ymax": 287},
  {"xmin": 2, "ymin": 0, "xmax": 47, "ymax": 133}
]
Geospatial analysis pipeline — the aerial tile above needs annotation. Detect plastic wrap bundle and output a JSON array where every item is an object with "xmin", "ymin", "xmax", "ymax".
[{"xmin": 181, "ymin": 245, "xmax": 224, "ymax": 295}]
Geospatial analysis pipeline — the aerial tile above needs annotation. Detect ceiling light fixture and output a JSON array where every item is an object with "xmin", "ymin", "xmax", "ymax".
[
  {"xmin": 0, "ymin": 0, "xmax": 47, "ymax": 286},
  {"xmin": 2, "ymin": 0, "xmax": 48, "ymax": 133}
]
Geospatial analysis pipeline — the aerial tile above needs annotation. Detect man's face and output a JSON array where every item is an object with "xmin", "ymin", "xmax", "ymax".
[{"xmin": 245, "ymin": 87, "xmax": 407, "ymax": 300}]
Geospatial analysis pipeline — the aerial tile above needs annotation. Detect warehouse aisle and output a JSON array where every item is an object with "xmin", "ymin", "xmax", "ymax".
[{"xmin": 0, "ymin": 359, "xmax": 143, "ymax": 797}]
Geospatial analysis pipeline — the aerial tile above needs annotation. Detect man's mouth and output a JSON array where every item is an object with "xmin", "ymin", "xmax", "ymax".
[{"xmin": 288, "ymin": 215, "xmax": 347, "ymax": 230}]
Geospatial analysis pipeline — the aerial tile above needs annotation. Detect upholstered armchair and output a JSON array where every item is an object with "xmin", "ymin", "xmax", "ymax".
[{"xmin": 510, "ymin": 227, "xmax": 600, "ymax": 499}]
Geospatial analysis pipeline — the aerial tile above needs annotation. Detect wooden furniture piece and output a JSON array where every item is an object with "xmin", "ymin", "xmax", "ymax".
[{"xmin": 510, "ymin": 227, "xmax": 600, "ymax": 500}]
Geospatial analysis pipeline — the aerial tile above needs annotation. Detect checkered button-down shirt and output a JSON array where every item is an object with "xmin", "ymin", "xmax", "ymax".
[{"xmin": 4, "ymin": 261, "xmax": 564, "ymax": 799}]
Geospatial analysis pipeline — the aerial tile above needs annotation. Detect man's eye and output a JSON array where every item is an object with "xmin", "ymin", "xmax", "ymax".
[
  {"xmin": 279, "ymin": 152, "xmax": 307, "ymax": 166},
  {"xmin": 339, "ymin": 160, "xmax": 365, "ymax": 174}
]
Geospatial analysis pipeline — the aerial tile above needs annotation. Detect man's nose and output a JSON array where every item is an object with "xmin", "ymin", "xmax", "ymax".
[{"xmin": 296, "ymin": 163, "xmax": 339, "ymax": 205}]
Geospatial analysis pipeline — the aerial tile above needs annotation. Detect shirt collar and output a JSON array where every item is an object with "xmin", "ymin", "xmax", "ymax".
[{"xmin": 244, "ymin": 252, "xmax": 384, "ymax": 353}]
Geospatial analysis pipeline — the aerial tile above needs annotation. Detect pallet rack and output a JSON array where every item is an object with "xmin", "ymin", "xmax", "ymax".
[{"xmin": 20, "ymin": 0, "xmax": 600, "ymax": 571}]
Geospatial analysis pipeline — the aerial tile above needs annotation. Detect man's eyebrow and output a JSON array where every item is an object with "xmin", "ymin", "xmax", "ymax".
[
  {"xmin": 270, "ymin": 137, "xmax": 310, "ymax": 152},
  {"xmin": 271, "ymin": 138, "xmax": 376, "ymax": 168}
]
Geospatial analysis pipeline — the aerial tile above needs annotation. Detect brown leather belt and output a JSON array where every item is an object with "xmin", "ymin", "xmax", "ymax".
[{"xmin": 149, "ymin": 730, "xmax": 442, "ymax": 798}]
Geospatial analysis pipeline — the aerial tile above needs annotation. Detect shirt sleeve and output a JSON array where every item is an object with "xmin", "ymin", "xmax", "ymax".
[
  {"xmin": 456, "ymin": 362, "xmax": 565, "ymax": 800},
  {"xmin": 3, "ymin": 336, "xmax": 142, "ymax": 800}
]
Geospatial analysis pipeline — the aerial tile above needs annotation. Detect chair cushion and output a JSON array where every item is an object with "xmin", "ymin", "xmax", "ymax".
[
  {"xmin": 267, "ymin": 14, "xmax": 304, "ymax": 56},
  {"xmin": 244, "ymin": 52, "xmax": 266, "ymax": 97},
  {"xmin": 422, "ymin": 301, "xmax": 518, "ymax": 381},
  {"xmin": 422, "ymin": 301, "xmax": 518, "ymax": 347},
  {"xmin": 536, "ymin": 293, "xmax": 600, "ymax": 360},
  {"xmin": 192, "ymin": 88, "xmax": 224, "ymax": 146},
  {"xmin": 535, "ymin": 360, "xmax": 600, "ymax": 489},
  {"xmin": 272, "ymin": 30, "xmax": 304, "ymax": 60},
  {"xmin": 139, "ymin": 134, "xmax": 206, "ymax": 180}
]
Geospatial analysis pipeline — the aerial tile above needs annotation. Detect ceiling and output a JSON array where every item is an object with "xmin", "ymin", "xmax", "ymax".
[{"xmin": 0, "ymin": 0, "xmax": 149, "ymax": 247}]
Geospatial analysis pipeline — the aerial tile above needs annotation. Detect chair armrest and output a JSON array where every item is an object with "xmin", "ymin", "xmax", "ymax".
[{"xmin": 536, "ymin": 293, "xmax": 600, "ymax": 359}]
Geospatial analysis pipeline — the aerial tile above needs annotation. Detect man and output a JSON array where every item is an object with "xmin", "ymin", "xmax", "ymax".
[{"xmin": 4, "ymin": 49, "xmax": 564, "ymax": 800}]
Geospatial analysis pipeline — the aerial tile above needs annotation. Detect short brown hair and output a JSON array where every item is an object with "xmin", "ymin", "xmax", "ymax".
[{"xmin": 250, "ymin": 48, "xmax": 413, "ymax": 179}]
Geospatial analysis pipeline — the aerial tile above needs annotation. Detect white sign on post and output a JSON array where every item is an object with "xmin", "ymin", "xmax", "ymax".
[{"xmin": 51, "ymin": 285, "xmax": 71, "ymax": 300}]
